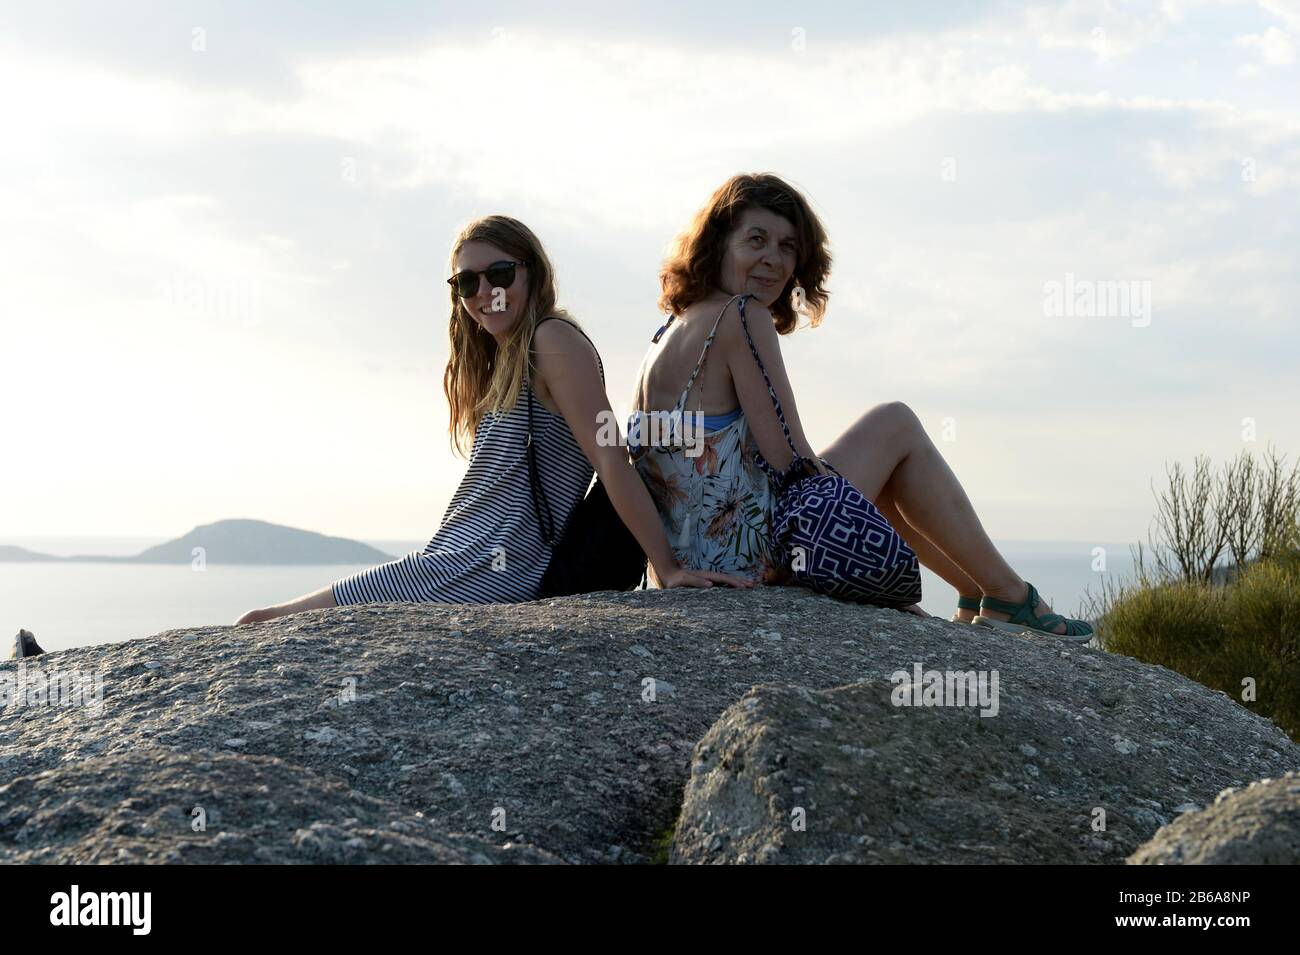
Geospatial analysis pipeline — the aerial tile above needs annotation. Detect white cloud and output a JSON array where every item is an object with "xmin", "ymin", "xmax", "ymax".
[
  {"xmin": 1259, "ymin": 0, "xmax": 1300, "ymax": 31},
  {"xmin": 0, "ymin": 44, "xmax": 256, "ymax": 157},
  {"xmin": 1235, "ymin": 24, "xmax": 1297, "ymax": 64},
  {"xmin": 1143, "ymin": 137, "xmax": 1234, "ymax": 188},
  {"xmin": 1023, "ymin": 0, "xmax": 1181, "ymax": 62}
]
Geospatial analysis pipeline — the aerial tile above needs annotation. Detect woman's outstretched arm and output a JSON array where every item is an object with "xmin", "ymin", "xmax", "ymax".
[{"xmin": 235, "ymin": 583, "xmax": 337, "ymax": 625}]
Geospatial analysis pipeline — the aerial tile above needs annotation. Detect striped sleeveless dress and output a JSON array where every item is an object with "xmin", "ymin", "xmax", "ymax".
[{"xmin": 331, "ymin": 337, "xmax": 595, "ymax": 605}]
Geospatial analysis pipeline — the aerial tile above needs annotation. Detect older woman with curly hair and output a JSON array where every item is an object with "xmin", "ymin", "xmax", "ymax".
[{"xmin": 628, "ymin": 173, "xmax": 1093, "ymax": 641}]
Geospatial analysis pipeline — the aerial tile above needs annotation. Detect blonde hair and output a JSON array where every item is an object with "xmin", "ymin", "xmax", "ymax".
[{"xmin": 443, "ymin": 215, "xmax": 578, "ymax": 457}]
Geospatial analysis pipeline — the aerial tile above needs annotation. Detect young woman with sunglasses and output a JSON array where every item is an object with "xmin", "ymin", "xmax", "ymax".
[{"xmin": 236, "ymin": 216, "xmax": 750, "ymax": 625}]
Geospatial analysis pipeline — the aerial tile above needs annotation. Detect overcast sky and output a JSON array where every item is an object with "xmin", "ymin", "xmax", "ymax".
[{"xmin": 3, "ymin": 0, "xmax": 1297, "ymax": 546}]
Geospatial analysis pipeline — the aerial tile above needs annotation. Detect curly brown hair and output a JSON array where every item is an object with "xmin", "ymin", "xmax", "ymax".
[{"xmin": 659, "ymin": 173, "xmax": 831, "ymax": 333}]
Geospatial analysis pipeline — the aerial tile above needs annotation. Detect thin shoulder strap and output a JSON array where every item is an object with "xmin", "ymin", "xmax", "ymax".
[
  {"xmin": 734, "ymin": 294, "xmax": 800, "ymax": 460},
  {"xmin": 524, "ymin": 368, "xmax": 556, "ymax": 546},
  {"xmin": 526, "ymin": 314, "xmax": 602, "ymax": 548},
  {"xmin": 671, "ymin": 293, "xmax": 745, "ymax": 414},
  {"xmin": 633, "ymin": 348, "xmax": 653, "ymax": 422}
]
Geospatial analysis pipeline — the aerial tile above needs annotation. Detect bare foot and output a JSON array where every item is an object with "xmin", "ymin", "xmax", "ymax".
[
  {"xmin": 953, "ymin": 606, "xmax": 977, "ymax": 624},
  {"xmin": 899, "ymin": 603, "xmax": 931, "ymax": 619},
  {"xmin": 977, "ymin": 581, "xmax": 1067, "ymax": 635}
]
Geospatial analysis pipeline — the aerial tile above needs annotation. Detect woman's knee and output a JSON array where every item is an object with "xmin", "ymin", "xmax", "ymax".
[
  {"xmin": 886, "ymin": 400, "xmax": 923, "ymax": 430},
  {"xmin": 863, "ymin": 400, "xmax": 924, "ymax": 447},
  {"xmin": 821, "ymin": 401, "xmax": 923, "ymax": 495}
]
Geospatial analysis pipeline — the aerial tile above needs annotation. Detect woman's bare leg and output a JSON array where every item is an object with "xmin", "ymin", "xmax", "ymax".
[
  {"xmin": 874, "ymin": 483, "xmax": 981, "ymax": 620},
  {"xmin": 235, "ymin": 583, "xmax": 337, "ymax": 626},
  {"xmin": 819, "ymin": 401, "xmax": 1067, "ymax": 634}
]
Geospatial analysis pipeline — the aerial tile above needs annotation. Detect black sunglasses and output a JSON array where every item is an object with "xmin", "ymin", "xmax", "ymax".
[{"xmin": 447, "ymin": 260, "xmax": 527, "ymax": 298}]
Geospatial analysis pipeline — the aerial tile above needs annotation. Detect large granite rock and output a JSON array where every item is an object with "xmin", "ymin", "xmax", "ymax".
[
  {"xmin": 1, "ymin": 588, "xmax": 1295, "ymax": 864},
  {"xmin": 1128, "ymin": 773, "xmax": 1300, "ymax": 864},
  {"xmin": 669, "ymin": 674, "xmax": 1294, "ymax": 864}
]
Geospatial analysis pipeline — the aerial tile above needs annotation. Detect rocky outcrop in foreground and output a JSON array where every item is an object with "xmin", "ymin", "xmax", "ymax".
[
  {"xmin": 1127, "ymin": 773, "xmax": 1300, "ymax": 864},
  {"xmin": 1, "ymin": 589, "xmax": 1296, "ymax": 864}
]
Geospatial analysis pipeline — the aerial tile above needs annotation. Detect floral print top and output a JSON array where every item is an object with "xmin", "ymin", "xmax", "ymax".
[{"xmin": 628, "ymin": 294, "xmax": 781, "ymax": 585}]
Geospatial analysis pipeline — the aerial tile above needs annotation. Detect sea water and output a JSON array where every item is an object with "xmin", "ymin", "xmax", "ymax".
[{"xmin": 0, "ymin": 537, "xmax": 1138, "ymax": 652}]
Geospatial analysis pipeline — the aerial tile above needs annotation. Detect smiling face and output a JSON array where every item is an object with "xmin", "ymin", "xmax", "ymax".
[
  {"xmin": 717, "ymin": 206, "xmax": 798, "ymax": 308},
  {"xmin": 453, "ymin": 240, "xmax": 529, "ymax": 344}
]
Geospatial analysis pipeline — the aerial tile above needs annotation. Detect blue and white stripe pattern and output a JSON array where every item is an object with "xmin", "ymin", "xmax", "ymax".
[{"xmin": 331, "ymin": 389, "xmax": 593, "ymax": 606}]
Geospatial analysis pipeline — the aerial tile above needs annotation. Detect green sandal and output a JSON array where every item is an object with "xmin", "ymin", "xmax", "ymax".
[
  {"xmin": 973, "ymin": 582, "xmax": 1095, "ymax": 643},
  {"xmin": 950, "ymin": 594, "xmax": 981, "ymax": 624}
]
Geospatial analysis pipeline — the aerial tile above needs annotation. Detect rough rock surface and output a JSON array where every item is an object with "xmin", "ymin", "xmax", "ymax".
[
  {"xmin": 1128, "ymin": 772, "xmax": 1300, "ymax": 864},
  {"xmin": 669, "ymin": 675, "xmax": 1295, "ymax": 864},
  {"xmin": 0, "ymin": 750, "xmax": 557, "ymax": 864},
  {"xmin": 1, "ymin": 588, "xmax": 1296, "ymax": 864}
]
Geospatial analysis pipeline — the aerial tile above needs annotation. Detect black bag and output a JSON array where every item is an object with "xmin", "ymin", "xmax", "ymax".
[{"xmin": 525, "ymin": 319, "xmax": 647, "ymax": 597}]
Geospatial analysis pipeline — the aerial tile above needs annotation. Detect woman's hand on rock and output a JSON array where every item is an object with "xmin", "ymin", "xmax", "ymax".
[{"xmin": 658, "ymin": 566, "xmax": 754, "ymax": 589}]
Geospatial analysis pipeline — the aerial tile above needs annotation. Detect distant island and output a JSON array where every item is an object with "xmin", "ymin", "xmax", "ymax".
[{"xmin": 0, "ymin": 519, "xmax": 404, "ymax": 565}]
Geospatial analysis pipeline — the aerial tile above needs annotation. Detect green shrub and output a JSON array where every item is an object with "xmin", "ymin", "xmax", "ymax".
[
  {"xmin": 1220, "ymin": 552, "xmax": 1300, "ymax": 739},
  {"xmin": 1097, "ymin": 550, "xmax": 1300, "ymax": 741},
  {"xmin": 1099, "ymin": 579, "xmax": 1229, "ymax": 685}
]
